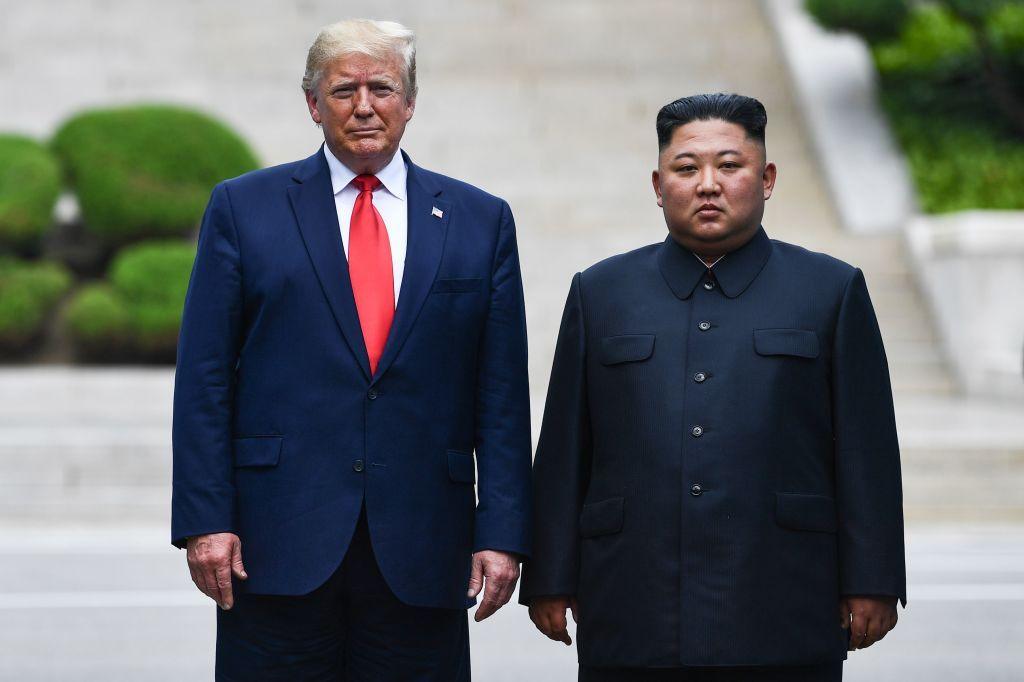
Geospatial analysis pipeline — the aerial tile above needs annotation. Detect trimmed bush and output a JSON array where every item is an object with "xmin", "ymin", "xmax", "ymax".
[
  {"xmin": 807, "ymin": 0, "xmax": 1024, "ymax": 212},
  {"xmin": 65, "ymin": 240, "xmax": 196, "ymax": 362},
  {"xmin": 805, "ymin": 0, "xmax": 910, "ymax": 44},
  {"xmin": 0, "ymin": 135, "xmax": 62, "ymax": 251},
  {"xmin": 0, "ymin": 258, "xmax": 72, "ymax": 354},
  {"xmin": 52, "ymin": 105, "xmax": 259, "ymax": 243}
]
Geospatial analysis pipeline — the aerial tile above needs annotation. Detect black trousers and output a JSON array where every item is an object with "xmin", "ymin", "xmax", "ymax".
[
  {"xmin": 215, "ymin": 507, "xmax": 470, "ymax": 681},
  {"xmin": 579, "ymin": 661, "xmax": 842, "ymax": 681}
]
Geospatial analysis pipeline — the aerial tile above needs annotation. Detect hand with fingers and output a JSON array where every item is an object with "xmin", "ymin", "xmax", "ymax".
[
  {"xmin": 528, "ymin": 595, "xmax": 578, "ymax": 646},
  {"xmin": 186, "ymin": 532, "xmax": 247, "ymax": 610},
  {"xmin": 840, "ymin": 595, "xmax": 898, "ymax": 651},
  {"xmin": 467, "ymin": 550, "xmax": 521, "ymax": 622}
]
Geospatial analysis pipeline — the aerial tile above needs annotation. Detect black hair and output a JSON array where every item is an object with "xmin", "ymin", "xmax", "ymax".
[{"xmin": 656, "ymin": 93, "xmax": 767, "ymax": 150}]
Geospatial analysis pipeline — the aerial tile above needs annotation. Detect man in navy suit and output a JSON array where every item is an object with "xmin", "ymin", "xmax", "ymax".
[
  {"xmin": 171, "ymin": 19, "xmax": 531, "ymax": 680},
  {"xmin": 521, "ymin": 94, "xmax": 906, "ymax": 681}
]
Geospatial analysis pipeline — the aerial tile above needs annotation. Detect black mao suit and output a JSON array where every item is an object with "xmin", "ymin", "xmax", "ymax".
[{"xmin": 520, "ymin": 227, "xmax": 906, "ymax": 671}]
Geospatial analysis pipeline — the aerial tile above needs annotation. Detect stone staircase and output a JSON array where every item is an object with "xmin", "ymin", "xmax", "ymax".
[{"xmin": 0, "ymin": 0, "xmax": 1021, "ymax": 526}]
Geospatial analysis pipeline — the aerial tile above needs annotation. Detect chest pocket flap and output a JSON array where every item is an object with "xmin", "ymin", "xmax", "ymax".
[
  {"xmin": 600, "ymin": 334, "xmax": 655, "ymax": 366},
  {"xmin": 754, "ymin": 328, "xmax": 819, "ymax": 359}
]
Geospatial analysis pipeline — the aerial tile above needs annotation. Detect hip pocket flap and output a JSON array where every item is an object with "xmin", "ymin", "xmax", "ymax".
[
  {"xmin": 600, "ymin": 335, "xmax": 655, "ymax": 365},
  {"xmin": 579, "ymin": 497, "xmax": 625, "ymax": 538},
  {"xmin": 432, "ymin": 278, "xmax": 483, "ymax": 294},
  {"xmin": 754, "ymin": 329, "xmax": 820, "ymax": 358},
  {"xmin": 775, "ymin": 492, "xmax": 837, "ymax": 533},
  {"xmin": 233, "ymin": 436, "xmax": 283, "ymax": 468},
  {"xmin": 447, "ymin": 450, "xmax": 476, "ymax": 483}
]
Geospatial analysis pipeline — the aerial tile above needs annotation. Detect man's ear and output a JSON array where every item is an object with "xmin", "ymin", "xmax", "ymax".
[
  {"xmin": 305, "ymin": 89, "xmax": 321, "ymax": 125},
  {"xmin": 652, "ymin": 170, "xmax": 663, "ymax": 208},
  {"xmin": 762, "ymin": 162, "xmax": 777, "ymax": 201}
]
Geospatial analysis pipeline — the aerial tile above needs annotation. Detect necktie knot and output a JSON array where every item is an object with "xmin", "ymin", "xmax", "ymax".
[{"xmin": 353, "ymin": 174, "xmax": 382, "ymax": 193}]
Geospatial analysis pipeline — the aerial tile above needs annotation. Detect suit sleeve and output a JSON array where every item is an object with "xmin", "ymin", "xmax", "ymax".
[
  {"xmin": 519, "ymin": 272, "xmax": 591, "ymax": 603},
  {"xmin": 832, "ymin": 268, "xmax": 907, "ymax": 606},
  {"xmin": 170, "ymin": 182, "xmax": 243, "ymax": 549},
  {"xmin": 472, "ymin": 200, "xmax": 533, "ymax": 557}
]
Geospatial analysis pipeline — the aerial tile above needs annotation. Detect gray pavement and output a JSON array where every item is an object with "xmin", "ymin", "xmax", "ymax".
[{"xmin": 1, "ymin": 524, "xmax": 1022, "ymax": 680}]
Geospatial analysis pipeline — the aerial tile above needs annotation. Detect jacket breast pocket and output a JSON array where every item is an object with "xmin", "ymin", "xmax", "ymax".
[
  {"xmin": 600, "ymin": 334, "xmax": 655, "ymax": 366},
  {"xmin": 233, "ymin": 436, "xmax": 283, "ymax": 468},
  {"xmin": 579, "ymin": 497, "xmax": 625, "ymax": 538},
  {"xmin": 432, "ymin": 277, "xmax": 483, "ymax": 294},
  {"xmin": 775, "ymin": 492, "xmax": 837, "ymax": 533},
  {"xmin": 753, "ymin": 328, "xmax": 819, "ymax": 359}
]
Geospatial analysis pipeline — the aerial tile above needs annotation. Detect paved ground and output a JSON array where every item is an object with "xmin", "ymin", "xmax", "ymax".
[{"xmin": 0, "ymin": 524, "xmax": 1022, "ymax": 680}]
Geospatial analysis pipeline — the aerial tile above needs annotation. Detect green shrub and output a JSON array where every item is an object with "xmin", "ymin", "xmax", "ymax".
[
  {"xmin": 65, "ymin": 240, "xmax": 196, "ymax": 362},
  {"xmin": 52, "ymin": 105, "xmax": 259, "ymax": 243},
  {"xmin": 805, "ymin": 0, "xmax": 910, "ymax": 44},
  {"xmin": 0, "ymin": 258, "xmax": 72, "ymax": 353},
  {"xmin": 0, "ymin": 136, "xmax": 61, "ymax": 250},
  {"xmin": 873, "ymin": 5, "xmax": 977, "ymax": 75}
]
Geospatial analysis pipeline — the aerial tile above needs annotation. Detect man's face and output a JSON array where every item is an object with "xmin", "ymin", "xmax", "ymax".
[
  {"xmin": 305, "ymin": 51, "xmax": 415, "ymax": 174},
  {"xmin": 652, "ymin": 119, "xmax": 776, "ymax": 258}
]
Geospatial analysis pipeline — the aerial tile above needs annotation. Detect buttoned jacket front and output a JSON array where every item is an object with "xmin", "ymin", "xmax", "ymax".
[{"xmin": 521, "ymin": 228, "xmax": 906, "ymax": 667}]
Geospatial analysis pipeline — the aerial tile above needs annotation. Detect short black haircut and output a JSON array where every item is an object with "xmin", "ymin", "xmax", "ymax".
[{"xmin": 656, "ymin": 93, "xmax": 767, "ymax": 150}]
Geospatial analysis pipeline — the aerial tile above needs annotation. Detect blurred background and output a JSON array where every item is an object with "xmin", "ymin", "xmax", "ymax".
[{"xmin": 1, "ymin": 0, "xmax": 1022, "ymax": 679}]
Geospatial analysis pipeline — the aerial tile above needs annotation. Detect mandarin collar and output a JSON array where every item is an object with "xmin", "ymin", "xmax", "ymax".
[{"xmin": 657, "ymin": 226, "xmax": 772, "ymax": 299}]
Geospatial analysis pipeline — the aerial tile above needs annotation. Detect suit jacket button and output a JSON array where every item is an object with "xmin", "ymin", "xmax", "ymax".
[
  {"xmin": 353, "ymin": 459, "xmax": 365, "ymax": 472},
  {"xmin": 691, "ymin": 425, "xmax": 704, "ymax": 437},
  {"xmin": 694, "ymin": 372, "xmax": 707, "ymax": 383},
  {"xmin": 698, "ymin": 321, "xmax": 711, "ymax": 331},
  {"xmin": 690, "ymin": 484, "xmax": 703, "ymax": 496},
  {"xmin": 367, "ymin": 388, "xmax": 379, "ymax": 400},
  {"xmin": 703, "ymin": 281, "xmax": 715, "ymax": 290}
]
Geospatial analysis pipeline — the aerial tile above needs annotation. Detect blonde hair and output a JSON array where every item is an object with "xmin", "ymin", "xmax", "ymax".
[{"xmin": 301, "ymin": 19, "xmax": 417, "ymax": 99}]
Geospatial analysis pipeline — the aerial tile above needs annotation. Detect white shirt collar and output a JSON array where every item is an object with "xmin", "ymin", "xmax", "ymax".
[
  {"xmin": 693, "ymin": 252, "xmax": 726, "ymax": 269},
  {"xmin": 323, "ymin": 145, "xmax": 407, "ymax": 201}
]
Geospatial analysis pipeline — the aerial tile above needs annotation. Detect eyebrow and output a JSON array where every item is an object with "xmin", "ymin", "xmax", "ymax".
[
  {"xmin": 329, "ymin": 76, "xmax": 399, "ymax": 90},
  {"xmin": 673, "ymin": 149, "xmax": 743, "ymax": 161}
]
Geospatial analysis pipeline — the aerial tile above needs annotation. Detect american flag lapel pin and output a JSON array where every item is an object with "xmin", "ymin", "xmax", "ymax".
[{"xmin": 431, "ymin": 206, "xmax": 443, "ymax": 219}]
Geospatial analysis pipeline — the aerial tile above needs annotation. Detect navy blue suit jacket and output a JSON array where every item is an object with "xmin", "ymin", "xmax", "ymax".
[
  {"xmin": 520, "ymin": 228, "xmax": 906, "ymax": 667},
  {"xmin": 171, "ymin": 148, "xmax": 532, "ymax": 609}
]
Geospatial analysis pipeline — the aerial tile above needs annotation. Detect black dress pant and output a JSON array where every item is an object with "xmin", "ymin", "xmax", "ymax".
[
  {"xmin": 579, "ymin": 661, "xmax": 842, "ymax": 681},
  {"xmin": 215, "ymin": 507, "xmax": 470, "ymax": 681}
]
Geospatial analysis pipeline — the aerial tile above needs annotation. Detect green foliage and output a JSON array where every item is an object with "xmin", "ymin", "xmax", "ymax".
[
  {"xmin": 52, "ymin": 105, "xmax": 259, "ymax": 243},
  {"xmin": 881, "ymin": 84, "xmax": 1024, "ymax": 212},
  {"xmin": 0, "ymin": 258, "xmax": 72, "ymax": 352},
  {"xmin": 804, "ymin": 0, "xmax": 910, "ymax": 44},
  {"xmin": 65, "ymin": 240, "xmax": 196, "ymax": 361},
  {"xmin": 0, "ymin": 135, "xmax": 61, "ymax": 250},
  {"xmin": 873, "ymin": 5, "xmax": 977, "ymax": 75}
]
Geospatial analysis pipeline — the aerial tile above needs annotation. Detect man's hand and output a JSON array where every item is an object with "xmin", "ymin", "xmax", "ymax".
[
  {"xmin": 467, "ymin": 550, "xmax": 520, "ymax": 622},
  {"xmin": 528, "ymin": 595, "xmax": 578, "ymax": 645},
  {"xmin": 840, "ymin": 595, "xmax": 898, "ymax": 650},
  {"xmin": 186, "ymin": 532, "xmax": 247, "ymax": 610}
]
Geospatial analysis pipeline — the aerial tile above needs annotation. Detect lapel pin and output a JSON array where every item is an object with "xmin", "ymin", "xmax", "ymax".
[{"xmin": 431, "ymin": 206, "xmax": 443, "ymax": 219}]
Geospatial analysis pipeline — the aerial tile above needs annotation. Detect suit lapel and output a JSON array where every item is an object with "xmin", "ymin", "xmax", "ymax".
[
  {"xmin": 374, "ymin": 154, "xmax": 449, "ymax": 380},
  {"xmin": 286, "ymin": 148, "xmax": 373, "ymax": 381}
]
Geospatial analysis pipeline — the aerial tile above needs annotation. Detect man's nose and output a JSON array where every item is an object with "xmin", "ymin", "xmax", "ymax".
[
  {"xmin": 697, "ymin": 168, "xmax": 719, "ymax": 195},
  {"xmin": 353, "ymin": 88, "xmax": 374, "ymax": 116}
]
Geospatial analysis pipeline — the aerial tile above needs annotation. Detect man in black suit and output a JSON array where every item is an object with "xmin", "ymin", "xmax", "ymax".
[{"xmin": 520, "ymin": 94, "xmax": 906, "ymax": 681}]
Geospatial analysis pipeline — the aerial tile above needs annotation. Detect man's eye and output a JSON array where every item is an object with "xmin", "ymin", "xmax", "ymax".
[
  {"xmin": 374, "ymin": 86, "xmax": 394, "ymax": 95},
  {"xmin": 679, "ymin": 166, "xmax": 697, "ymax": 173},
  {"xmin": 333, "ymin": 89, "xmax": 354, "ymax": 97},
  {"xmin": 722, "ymin": 162, "xmax": 740, "ymax": 169}
]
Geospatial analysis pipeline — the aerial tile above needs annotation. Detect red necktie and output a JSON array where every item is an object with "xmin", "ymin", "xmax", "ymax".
[{"xmin": 349, "ymin": 174, "xmax": 395, "ymax": 375}]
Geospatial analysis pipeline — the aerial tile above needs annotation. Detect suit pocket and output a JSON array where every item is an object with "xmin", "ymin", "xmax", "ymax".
[
  {"xmin": 775, "ymin": 492, "xmax": 837, "ymax": 533},
  {"xmin": 600, "ymin": 334, "xmax": 655, "ymax": 366},
  {"xmin": 754, "ymin": 329, "xmax": 820, "ymax": 359},
  {"xmin": 233, "ymin": 436, "xmax": 283, "ymax": 468},
  {"xmin": 579, "ymin": 497, "xmax": 625, "ymax": 538},
  {"xmin": 447, "ymin": 450, "xmax": 476, "ymax": 483},
  {"xmin": 432, "ymin": 277, "xmax": 483, "ymax": 294}
]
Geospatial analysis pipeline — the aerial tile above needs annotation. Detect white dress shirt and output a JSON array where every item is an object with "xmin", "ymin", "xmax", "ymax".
[{"xmin": 324, "ymin": 145, "xmax": 408, "ymax": 305}]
